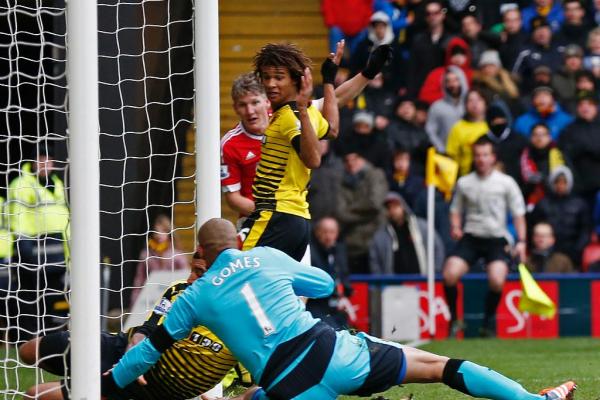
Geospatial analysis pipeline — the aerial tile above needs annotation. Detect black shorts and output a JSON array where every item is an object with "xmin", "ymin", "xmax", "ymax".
[
  {"xmin": 38, "ymin": 331, "xmax": 128, "ymax": 399},
  {"xmin": 240, "ymin": 210, "xmax": 310, "ymax": 262},
  {"xmin": 450, "ymin": 234, "xmax": 511, "ymax": 267}
]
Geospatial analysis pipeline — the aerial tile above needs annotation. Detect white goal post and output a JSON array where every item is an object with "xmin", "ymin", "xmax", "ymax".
[
  {"xmin": 70, "ymin": 0, "xmax": 221, "ymax": 398},
  {"xmin": 66, "ymin": 0, "xmax": 101, "ymax": 398}
]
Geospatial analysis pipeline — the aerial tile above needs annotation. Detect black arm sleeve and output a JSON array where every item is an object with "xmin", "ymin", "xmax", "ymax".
[
  {"xmin": 148, "ymin": 325, "xmax": 176, "ymax": 354},
  {"xmin": 291, "ymin": 135, "xmax": 301, "ymax": 154}
]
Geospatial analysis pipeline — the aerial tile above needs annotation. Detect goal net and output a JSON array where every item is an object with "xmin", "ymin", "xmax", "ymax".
[{"xmin": 0, "ymin": 1, "xmax": 197, "ymax": 397}]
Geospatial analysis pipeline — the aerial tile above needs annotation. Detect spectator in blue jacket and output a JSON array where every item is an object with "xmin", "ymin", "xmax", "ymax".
[
  {"xmin": 514, "ymin": 86, "xmax": 574, "ymax": 140},
  {"xmin": 521, "ymin": 0, "xmax": 565, "ymax": 33},
  {"xmin": 374, "ymin": 0, "xmax": 412, "ymax": 38}
]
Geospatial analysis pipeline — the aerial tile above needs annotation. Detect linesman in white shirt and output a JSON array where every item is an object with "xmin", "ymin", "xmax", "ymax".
[{"xmin": 443, "ymin": 136, "xmax": 527, "ymax": 338}]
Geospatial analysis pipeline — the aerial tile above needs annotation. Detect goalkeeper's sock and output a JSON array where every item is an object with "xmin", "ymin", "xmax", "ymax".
[{"xmin": 443, "ymin": 359, "xmax": 544, "ymax": 400}]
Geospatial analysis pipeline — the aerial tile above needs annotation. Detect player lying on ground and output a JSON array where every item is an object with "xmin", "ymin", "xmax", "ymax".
[
  {"xmin": 19, "ymin": 255, "xmax": 250, "ymax": 400},
  {"xmin": 104, "ymin": 219, "xmax": 577, "ymax": 400}
]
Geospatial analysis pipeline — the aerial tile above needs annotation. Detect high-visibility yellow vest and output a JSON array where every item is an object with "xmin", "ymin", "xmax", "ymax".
[
  {"xmin": 8, "ymin": 163, "xmax": 69, "ymax": 238},
  {"xmin": 0, "ymin": 196, "xmax": 12, "ymax": 259}
]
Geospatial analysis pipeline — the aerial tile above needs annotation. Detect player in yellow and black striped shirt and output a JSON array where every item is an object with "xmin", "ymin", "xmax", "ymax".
[
  {"xmin": 129, "ymin": 280, "xmax": 239, "ymax": 399},
  {"xmin": 19, "ymin": 256, "xmax": 250, "ymax": 400},
  {"xmin": 240, "ymin": 43, "xmax": 339, "ymax": 261}
]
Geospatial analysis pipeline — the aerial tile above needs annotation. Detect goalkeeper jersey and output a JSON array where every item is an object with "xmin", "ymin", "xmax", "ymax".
[
  {"xmin": 112, "ymin": 247, "xmax": 334, "ymax": 387},
  {"xmin": 138, "ymin": 281, "xmax": 238, "ymax": 399},
  {"xmin": 253, "ymin": 102, "xmax": 329, "ymax": 219}
]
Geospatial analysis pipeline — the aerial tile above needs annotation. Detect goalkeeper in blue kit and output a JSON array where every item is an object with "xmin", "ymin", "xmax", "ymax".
[{"xmin": 104, "ymin": 219, "xmax": 576, "ymax": 400}]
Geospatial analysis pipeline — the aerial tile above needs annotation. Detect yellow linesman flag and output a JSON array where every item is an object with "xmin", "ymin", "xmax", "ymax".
[
  {"xmin": 425, "ymin": 147, "xmax": 458, "ymax": 201},
  {"xmin": 518, "ymin": 263, "xmax": 556, "ymax": 318}
]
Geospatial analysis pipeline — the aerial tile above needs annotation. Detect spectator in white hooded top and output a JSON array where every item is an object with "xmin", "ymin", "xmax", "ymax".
[
  {"xmin": 350, "ymin": 11, "xmax": 404, "ymax": 92},
  {"xmin": 425, "ymin": 66, "xmax": 469, "ymax": 152}
]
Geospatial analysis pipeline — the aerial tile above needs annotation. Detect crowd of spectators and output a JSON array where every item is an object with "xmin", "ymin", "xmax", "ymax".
[{"xmin": 314, "ymin": 0, "xmax": 600, "ymax": 276}]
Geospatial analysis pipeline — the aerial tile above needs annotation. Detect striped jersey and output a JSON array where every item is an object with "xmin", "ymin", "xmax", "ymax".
[
  {"xmin": 252, "ymin": 102, "xmax": 329, "ymax": 219},
  {"xmin": 220, "ymin": 123, "xmax": 263, "ymax": 200},
  {"xmin": 139, "ymin": 281, "xmax": 238, "ymax": 400}
]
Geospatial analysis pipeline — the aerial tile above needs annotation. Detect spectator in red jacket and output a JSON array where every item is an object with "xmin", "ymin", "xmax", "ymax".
[
  {"xmin": 321, "ymin": 0, "xmax": 373, "ymax": 54},
  {"xmin": 418, "ymin": 37, "xmax": 473, "ymax": 105}
]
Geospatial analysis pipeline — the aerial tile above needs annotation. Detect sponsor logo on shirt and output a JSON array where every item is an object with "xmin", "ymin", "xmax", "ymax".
[
  {"xmin": 245, "ymin": 151, "xmax": 256, "ymax": 160},
  {"xmin": 220, "ymin": 165, "xmax": 229, "ymax": 179},
  {"xmin": 189, "ymin": 332, "xmax": 223, "ymax": 353},
  {"xmin": 154, "ymin": 298, "xmax": 172, "ymax": 316}
]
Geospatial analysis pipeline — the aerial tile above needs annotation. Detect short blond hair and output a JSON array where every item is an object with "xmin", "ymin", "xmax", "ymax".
[{"xmin": 231, "ymin": 73, "xmax": 266, "ymax": 102}]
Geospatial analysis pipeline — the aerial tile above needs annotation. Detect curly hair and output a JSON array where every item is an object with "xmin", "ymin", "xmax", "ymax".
[
  {"xmin": 231, "ymin": 73, "xmax": 265, "ymax": 102},
  {"xmin": 253, "ymin": 43, "xmax": 312, "ymax": 91}
]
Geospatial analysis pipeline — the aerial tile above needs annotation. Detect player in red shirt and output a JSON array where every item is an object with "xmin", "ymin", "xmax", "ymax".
[{"xmin": 220, "ymin": 73, "xmax": 268, "ymax": 218}]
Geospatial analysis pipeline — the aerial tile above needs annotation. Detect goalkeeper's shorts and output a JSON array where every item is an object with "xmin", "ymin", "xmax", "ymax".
[{"xmin": 256, "ymin": 330, "xmax": 407, "ymax": 400}]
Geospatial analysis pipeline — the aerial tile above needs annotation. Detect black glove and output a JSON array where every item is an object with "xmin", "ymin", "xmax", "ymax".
[
  {"xmin": 321, "ymin": 58, "xmax": 338, "ymax": 85},
  {"xmin": 101, "ymin": 371, "xmax": 120, "ymax": 395},
  {"xmin": 100, "ymin": 372, "xmax": 137, "ymax": 399},
  {"xmin": 361, "ymin": 44, "xmax": 393, "ymax": 79}
]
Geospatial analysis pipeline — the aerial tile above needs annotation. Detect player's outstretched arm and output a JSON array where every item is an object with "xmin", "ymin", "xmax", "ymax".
[
  {"xmin": 320, "ymin": 55, "xmax": 339, "ymax": 140},
  {"xmin": 314, "ymin": 44, "xmax": 393, "ymax": 112},
  {"xmin": 288, "ymin": 260, "xmax": 334, "ymax": 298},
  {"xmin": 106, "ymin": 286, "xmax": 201, "ymax": 389},
  {"xmin": 292, "ymin": 266, "xmax": 334, "ymax": 298}
]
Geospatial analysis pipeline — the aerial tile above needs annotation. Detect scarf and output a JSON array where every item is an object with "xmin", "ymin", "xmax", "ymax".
[
  {"xmin": 537, "ymin": 5, "xmax": 552, "ymax": 17},
  {"xmin": 520, "ymin": 144, "xmax": 564, "ymax": 207},
  {"xmin": 148, "ymin": 238, "xmax": 171, "ymax": 254}
]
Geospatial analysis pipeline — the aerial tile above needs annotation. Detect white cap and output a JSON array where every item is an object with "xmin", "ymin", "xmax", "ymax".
[
  {"xmin": 479, "ymin": 50, "xmax": 502, "ymax": 68},
  {"xmin": 500, "ymin": 3, "xmax": 518, "ymax": 15},
  {"xmin": 352, "ymin": 111, "xmax": 374, "ymax": 127},
  {"xmin": 370, "ymin": 11, "xmax": 390, "ymax": 24}
]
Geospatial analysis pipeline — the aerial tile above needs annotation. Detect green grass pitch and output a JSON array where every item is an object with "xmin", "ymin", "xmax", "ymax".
[
  {"xmin": 341, "ymin": 338, "xmax": 599, "ymax": 400},
  {"xmin": 2, "ymin": 338, "xmax": 598, "ymax": 399}
]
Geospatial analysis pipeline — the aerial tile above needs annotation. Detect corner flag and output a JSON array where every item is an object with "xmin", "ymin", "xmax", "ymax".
[
  {"xmin": 517, "ymin": 264, "xmax": 556, "ymax": 318},
  {"xmin": 425, "ymin": 147, "xmax": 458, "ymax": 201}
]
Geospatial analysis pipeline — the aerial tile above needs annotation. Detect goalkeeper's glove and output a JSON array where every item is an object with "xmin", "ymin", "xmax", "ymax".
[
  {"xmin": 361, "ymin": 44, "xmax": 393, "ymax": 80},
  {"xmin": 321, "ymin": 58, "xmax": 338, "ymax": 85}
]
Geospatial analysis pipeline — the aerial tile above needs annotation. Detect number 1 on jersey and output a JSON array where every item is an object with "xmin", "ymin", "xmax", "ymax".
[{"xmin": 240, "ymin": 283, "xmax": 275, "ymax": 336}]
